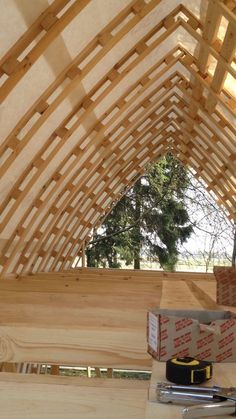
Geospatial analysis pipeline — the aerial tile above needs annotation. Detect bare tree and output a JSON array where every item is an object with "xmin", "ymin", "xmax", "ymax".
[{"xmin": 180, "ymin": 174, "xmax": 234, "ymax": 272}]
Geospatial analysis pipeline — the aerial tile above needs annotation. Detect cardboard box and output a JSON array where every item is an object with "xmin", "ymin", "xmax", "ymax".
[
  {"xmin": 214, "ymin": 266, "xmax": 236, "ymax": 306},
  {"xmin": 147, "ymin": 309, "xmax": 236, "ymax": 362}
]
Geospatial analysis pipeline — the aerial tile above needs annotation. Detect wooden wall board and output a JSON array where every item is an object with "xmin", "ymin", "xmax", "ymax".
[
  {"xmin": 0, "ymin": 323, "xmax": 152, "ymax": 369},
  {"xmin": 0, "ymin": 373, "xmax": 148, "ymax": 419},
  {"xmin": 0, "ymin": 269, "xmax": 230, "ymax": 369}
]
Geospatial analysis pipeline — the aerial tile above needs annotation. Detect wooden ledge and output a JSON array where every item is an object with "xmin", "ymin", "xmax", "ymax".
[{"xmin": 0, "ymin": 373, "xmax": 148, "ymax": 419}]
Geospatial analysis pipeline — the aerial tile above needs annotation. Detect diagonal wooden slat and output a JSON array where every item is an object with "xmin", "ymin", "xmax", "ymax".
[
  {"xmin": 0, "ymin": 0, "xmax": 163, "ymax": 177},
  {"xmin": 0, "ymin": 1, "xmax": 235, "ymax": 276},
  {"xmin": 205, "ymin": 20, "xmax": 236, "ymax": 112},
  {"xmin": 0, "ymin": 0, "xmax": 91, "ymax": 102}
]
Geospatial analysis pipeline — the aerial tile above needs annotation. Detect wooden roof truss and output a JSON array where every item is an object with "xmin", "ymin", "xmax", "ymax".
[{"xmin": 0, "ymin": 0, "xmax": 235, "ymax": 276}]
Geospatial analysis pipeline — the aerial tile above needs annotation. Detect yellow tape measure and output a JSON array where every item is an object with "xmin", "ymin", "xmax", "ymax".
[{"xmin": 166, "ymin": 357, "xmax": 213, "ymax": 385}]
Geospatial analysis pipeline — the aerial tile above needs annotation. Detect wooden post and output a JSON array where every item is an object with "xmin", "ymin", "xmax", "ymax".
[{"xmin": 82, "ymin": 243, "xmax": 86, "ymax": 268}]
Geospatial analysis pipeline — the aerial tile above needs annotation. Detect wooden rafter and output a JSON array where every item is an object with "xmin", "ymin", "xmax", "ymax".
[
  {"xmin": 0, "ymin": 0, "xmax": 235, "ymax": 275},
  {"xmin": 205, "ymin": 20, "xmax": 236, "ymax": 112},
  {"xmin": 0, "ymin": 47, "xmax": 182, "ymax": 234},
  {"xmin": 1, "ymin": 106, "xmax": 175, "ymax": 274},
  {"xmin": 0, "ymin": 0, "xmax": 163, "ymax": 176},
  {"xmin": 0, "ymin": 0, "xmax": 91, "ymax": 102}
]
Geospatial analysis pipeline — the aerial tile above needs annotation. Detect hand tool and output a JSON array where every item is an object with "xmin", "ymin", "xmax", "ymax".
[{"xmin": 155, "ymin": 382, "xmax": 236, "ymax": 418}]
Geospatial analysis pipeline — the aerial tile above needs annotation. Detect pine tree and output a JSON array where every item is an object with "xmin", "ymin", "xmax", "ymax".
[{"xmin": 86, "ymin": 153, "xmax": 193, "ymax": 270}]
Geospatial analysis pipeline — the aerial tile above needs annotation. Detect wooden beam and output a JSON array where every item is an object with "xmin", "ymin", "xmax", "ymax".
[
  {"xmin": 0, "ymin": 54, "xmax": 183, "ymax": 276},
  {"xmin": 49, "ymin": 123, "xmax": 174, "ymax": 270},
  {"xmin": 180, "ymin": 0, "xmax": 222, "ymax": 151},
  {"xmin": 82, "ymin": 243, "xmax": 86, "ymax": 268},
  {"xmin": 24, "ymin": 117, "xmax": 175, "ymax": 272},
  {"xmin": 3, "ymin": 81, "xmax": 234, "ymax": 276},
  {"xmin": 0, "ymin": 0, "xmax": 163, "ymax": 176},
  {"xmin": 0, "ymin": 21, "xmax": 183, "ymax": 271},
  {"xmin": 179, "ymin": 18, "xmax": 236, "ymax": 79},
  {"xmin": 0, "ymin": 271, "xmax": 167, "ymax": 367},
  {"xmin": 176, "ymin": 73, "xmax": 236, "ymax": 154},
  {"xmin": 62, "ymin": 136, "xmax": 235, "ymax": 268},
  {"xmin": 0, "ymin": 49, "xmax": 182, "ymax": 234},
  {"xmin": 35, "ymin": 96, "xmax": 180, "ymax": 271},
  {"xmin": 205, "ymin": 20, "xmax": 236, "ymax": 113},
  {"xmin": 0, "ymin": 323, "xmax": 152, "ymax": 368},
  {"xmin": 23, "ymin": 121, "xmax": 171, "ymax": 272},
  {"xmin": 0, "ymin": 0, "xmax": 91, "ymax": 102},
  {"xmin": 0, "ymin": 270, "xmax": 219, "ymax": 370},
  {"xmin": 47, "ymin": 97, "xmax": 234, "ymax": 268},
  {"xmin": 196, "ymin": 0, "xmax": 222, "ymax": 73},
  {"xmin": 0, "ymin": 0, "xmax": 69, "ymax": 68},
  {"xmin": 180, "ymin": 51, "xmax": 236, "ymax": 117},
  {"xmin": 1, "ymin": 1, "xmax": 235, "ymax": 276},
  {"xmin": 213, "ymin": 0, "xmax": 236, "ymax": 25},
  {"xmin": 172, "ymin": 95, "xmax": 235, "ymax": 174},
  {"xmin": 172, "ymin": 118, "xmax": 235, "ymax": 202},
  {"xmin": 0, "ymin": 373, "xmax": 148, "ymax": 419},
  {"xmin": 2, "ymin": 267, "xmax": 214, "ymax": 281}
]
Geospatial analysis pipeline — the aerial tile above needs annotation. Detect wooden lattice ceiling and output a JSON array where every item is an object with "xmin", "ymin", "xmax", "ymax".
[{"xmin": 0, "ymin": 0, "xmax": 235, "ymax": 276}]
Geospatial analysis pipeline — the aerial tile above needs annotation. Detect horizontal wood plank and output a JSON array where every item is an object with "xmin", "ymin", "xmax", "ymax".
[
  {"xmin": 0, "ymin": 269, "xmax": 228, "ymax": 369},
  {"xmin": 0, "ymin": 373, "xmax": 148, "ymax": 419}
]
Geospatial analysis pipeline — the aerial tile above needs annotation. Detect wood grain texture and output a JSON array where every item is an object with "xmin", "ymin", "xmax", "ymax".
[
  {"xmin": 0, "ymin": 1, "xmax": 235, "ymax": 276},
  {"xmin": 0, "ymin": 268, "xmax": 231, "ymax": 369},
  {"xmin": 0, "ymin": 373, "xmax": 148, "ymax": 419},
  {"xmin": 0, "ymin": 0, "xmax": 91, "ymax": 102}
]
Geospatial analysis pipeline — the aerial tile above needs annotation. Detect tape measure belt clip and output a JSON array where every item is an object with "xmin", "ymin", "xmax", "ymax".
[{"xmin": 191, "ymin": 365, "xmax": 212, "ymax": 384}]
